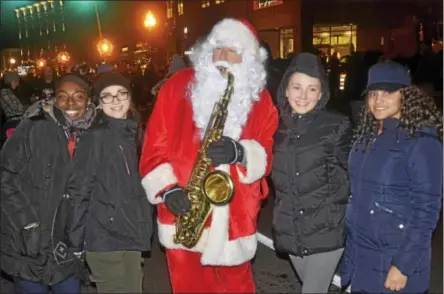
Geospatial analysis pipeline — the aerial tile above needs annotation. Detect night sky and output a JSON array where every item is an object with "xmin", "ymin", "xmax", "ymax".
[{"xmin": 0, "ymin": 1, "xmax": 32, "ymax": 50}]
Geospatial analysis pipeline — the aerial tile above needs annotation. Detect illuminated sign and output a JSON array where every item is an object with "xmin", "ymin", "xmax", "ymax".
[{"xmin": 253, "ymin": 0, "xmax": 283, "ymax": 10}]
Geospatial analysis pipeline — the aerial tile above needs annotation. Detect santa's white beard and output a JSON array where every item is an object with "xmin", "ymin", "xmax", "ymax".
[{"xmin": 190, "ymin": 59, "xmax": 266, "ymax": 141}]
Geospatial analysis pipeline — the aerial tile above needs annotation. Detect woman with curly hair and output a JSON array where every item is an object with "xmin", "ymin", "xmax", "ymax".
[{"xmin": 341, "ymin": 61, "xmax": 443, "ymax": 294}]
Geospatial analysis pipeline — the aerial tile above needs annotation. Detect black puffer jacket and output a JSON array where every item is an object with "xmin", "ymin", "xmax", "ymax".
[
  {"xmin": 0, "ymin": 101, "xmax": 95, "ymax": 285},
  {"xmin": 271, "ymin": 53, "xmax": 352, "ymax": 257},
  {"xmin": 67, "ymin": 113, "xmax": 153, "ymax": 252}
]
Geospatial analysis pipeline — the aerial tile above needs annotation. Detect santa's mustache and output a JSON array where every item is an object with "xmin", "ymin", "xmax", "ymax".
[{"xmin": 213, "ymin": 60, "xmax": 231, "ymax": 70}]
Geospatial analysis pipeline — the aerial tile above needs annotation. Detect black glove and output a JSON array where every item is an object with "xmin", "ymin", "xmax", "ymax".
[
  {"xmin": 207, "ymin": 136, "xmax": 244, "ymax": 166},
  {"xmin": 162, "ymin": 186, "xmax": 191, "ymax": 216}
]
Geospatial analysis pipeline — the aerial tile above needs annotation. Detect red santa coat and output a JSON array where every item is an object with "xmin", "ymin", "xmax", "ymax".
[{"xmin": 140, "ymin": 68, "xmax": 278, "ymax": 266}]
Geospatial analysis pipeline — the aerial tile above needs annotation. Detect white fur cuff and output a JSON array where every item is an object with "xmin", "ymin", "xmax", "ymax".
[
  {"xmin": 141, "ymin": 163, "xmax": 178, "ymax": 205},
  {"xmin": 237, "ymin": 139, "xmax": 267, "ymax": 184}
]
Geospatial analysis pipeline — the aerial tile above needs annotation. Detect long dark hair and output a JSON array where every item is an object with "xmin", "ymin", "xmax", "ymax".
[{"xmin": 353, "ymin": 85, "xmax": 443, "ymax": 147}]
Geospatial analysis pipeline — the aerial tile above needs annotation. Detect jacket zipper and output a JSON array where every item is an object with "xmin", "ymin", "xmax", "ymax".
[{"xmin": 119, "ymin": 145, "xmax": 131, "ymax": 176}]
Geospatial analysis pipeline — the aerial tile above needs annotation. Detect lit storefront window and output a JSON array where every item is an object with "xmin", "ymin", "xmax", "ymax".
[
  {"xmin": 166, "ymin": 1, "xmax": 173, "ymax": 19},
  {"xmin": 313, "ymin": 25, "xmax": 357, "ymax": 57},
  {"xmin": 178, "ymin": 1, "xmax": 184, "ymax": 15},
  {"xmin": 280, "ymin": 28, "xmax": 294, "ymax": 59},
  {"xmin": 202, "ymin": 1, "xmax": 211, "ymax": 8}
]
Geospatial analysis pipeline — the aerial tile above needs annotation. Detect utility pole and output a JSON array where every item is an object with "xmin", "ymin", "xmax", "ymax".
[
  {"xmin": 95, "ymin": 3, "xmax": 103, "ymax": 39},
  {"xmin": 172, "ymin": 0, "xmax": 181, "ymax": 55}
]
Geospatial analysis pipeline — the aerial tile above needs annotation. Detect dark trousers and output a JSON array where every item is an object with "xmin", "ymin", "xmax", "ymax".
[{"xmin": 14, "ymin": 276, "xmax": 80, "ymax": 294}]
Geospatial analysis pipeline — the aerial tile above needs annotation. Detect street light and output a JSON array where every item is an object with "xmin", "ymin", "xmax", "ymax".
[
  {"xmin": 37, "ymin": 58, "xmax": 46, "ymax": 68},
  {"xmin": 9, "ymin": 58, "xmax": 16, "ymax": 65},
  {"xmin": 57, "ymin": 51, "xmax": 71, "ymax": 64},
  {"xmin": 101, "ymin": 43, "xmax": 109, "ymax": 53},
  {"xmin": 97, "ymin": 39, "xmax": 114, "ymax": 57},
  {"xmin": 144, "ymin": 11, "xmax": 156, "ymax": 30}
]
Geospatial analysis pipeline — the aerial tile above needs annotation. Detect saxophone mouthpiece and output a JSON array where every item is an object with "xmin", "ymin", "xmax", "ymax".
[{"xmin": 217, "ymin": 66, "xmax": 228, "ymax": 77}]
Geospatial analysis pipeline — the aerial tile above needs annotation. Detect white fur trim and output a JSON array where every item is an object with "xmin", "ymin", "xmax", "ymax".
[
  {"xmin": 208, "ymin": 19, "xmax": 259, "ymax": 54},
  {"xmin": 259, "ymin": 47, "xmax": 268, "ymax": 63},
  {"xmin": 157, "ymin": 218, "xmax": 258, "ymax": 266},
  {"xmin": 157, "ymin": 163, "xmax": 258, "ymax": 266},
  {"xmin": 237, "ymin": 139, "xmax": 267, "ymax": 184},
  {"xmin": 141, "ymin": 163, "xmax": 178, "ymax": 205}
]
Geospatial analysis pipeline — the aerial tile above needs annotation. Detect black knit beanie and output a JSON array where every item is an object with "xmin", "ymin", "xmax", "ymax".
[{"xmin": 94, "ymin": 71, "xmax": 130, "ymax": 96}]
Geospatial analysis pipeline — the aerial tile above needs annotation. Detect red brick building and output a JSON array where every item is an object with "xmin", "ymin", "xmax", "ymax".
[{"xmin": 160, "ymin": 0, "xmax": 442, "ymax": 59}]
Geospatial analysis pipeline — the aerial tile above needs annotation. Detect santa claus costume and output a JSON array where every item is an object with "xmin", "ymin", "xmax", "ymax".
[{"xmin": 140, "ymin": 18, "xmax": 278, "ymax": 293}]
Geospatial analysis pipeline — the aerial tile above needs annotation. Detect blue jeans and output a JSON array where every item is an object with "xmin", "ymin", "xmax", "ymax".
[{"xmin": 14, "ymin": 276, "xmax": 80, "ymax": 294}]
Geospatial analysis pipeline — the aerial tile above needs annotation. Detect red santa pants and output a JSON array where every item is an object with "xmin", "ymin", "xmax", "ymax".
[{"xmin": 165, "ymin": 249, "xmax": 255, "ymax": 293}]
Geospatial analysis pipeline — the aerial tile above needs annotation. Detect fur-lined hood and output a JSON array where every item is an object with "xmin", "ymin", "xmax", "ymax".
[
  {"xmin": 23, "ymin": 99, "xmax": 97, "ymax": 130},
  {"xmin": 24, "ymin": 99, "xmax": 57, "ymax": 120}
]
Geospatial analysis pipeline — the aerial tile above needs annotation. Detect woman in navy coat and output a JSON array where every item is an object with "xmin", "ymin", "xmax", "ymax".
[{"xmin": 342, "ymin": 62, "xmax": 442, "ymax": 293}]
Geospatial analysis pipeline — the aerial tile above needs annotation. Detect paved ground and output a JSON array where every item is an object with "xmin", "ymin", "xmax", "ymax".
[
  {"xmin": 257, "ymin": 191, "xmax": 443, "ymax": 294},
  {"xmin": 1, "ymin": 192, "xmax": 442, "ymax": 293}
]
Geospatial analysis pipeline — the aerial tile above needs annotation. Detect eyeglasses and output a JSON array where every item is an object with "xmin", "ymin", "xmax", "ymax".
[{"xmin": 99, "ymin": 90, "xmax": 129, "ymax": 104}]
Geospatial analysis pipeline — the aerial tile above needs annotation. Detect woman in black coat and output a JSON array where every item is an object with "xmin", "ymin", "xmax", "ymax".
[
  {"xmin": 67, "ymin": 71, "xmax": 153, "ymax": 294},
  {"xmin": 271, "ymin": 53, "xmax": 352, "ymax": 293}
]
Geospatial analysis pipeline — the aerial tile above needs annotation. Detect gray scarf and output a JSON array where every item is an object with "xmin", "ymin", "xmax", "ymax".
[{"xmin": 24, "ymin": 99, "xmax": 97, "ymax": 130}]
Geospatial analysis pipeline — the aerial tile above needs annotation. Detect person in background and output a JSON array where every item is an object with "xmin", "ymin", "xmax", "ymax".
[
  {"xmin": 96, "ymin": 63, "xmax": 114, "ymax": 76},
  {"xmin": 67, "ymin": 71, "xmax": 152, "ymax": 293},
  {"xmin": 34, "ymin": 65, "xmax": 57, "ymax": 101},
  {"xmin": 329, "ymin": 52, "xmax": 341, "ymax": 96},
  {"xmin": 0, "ymin": 73, "xmax": 97, "ymax": 294},
  {"xmin": 272, "ymin": 53, "xmax": 352, "ymax": 293},
  {"xmin": 140, "ymin": 54, "xmax": 187, "ymax": 153},
  {"xmin": 342, "ymin": 62, "xmax": 443, "ymax": 293},
  {"xmin": 0, "ymin": 72, "xmax": 30, "ymax": 137},
  {"xmin": 262, "ymin": 41, "xmax": 284, "ymax": 105},
  {"xmin": 151, "ymin": 55, "xmax": 187, "ymax": 98}
]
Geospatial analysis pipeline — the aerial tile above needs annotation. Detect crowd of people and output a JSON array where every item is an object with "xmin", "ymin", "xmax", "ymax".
[{"xmin": 0, "ymin": 18, "xmax": 442, "ymax": 294}]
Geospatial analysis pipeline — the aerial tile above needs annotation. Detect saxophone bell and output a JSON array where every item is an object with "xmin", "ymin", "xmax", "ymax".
[{"xmin": 203, "ymin": 169, "xmax": 234, "ymax": 206}]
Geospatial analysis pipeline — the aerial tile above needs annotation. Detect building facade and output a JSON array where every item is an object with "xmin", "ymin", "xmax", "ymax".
[
  {"xmin": 13, "ymin": 0, "xmax": 127, "ymax": 67},
  {"xmin": 163, "ymin": 0, "xmax": 442, "ymax": 59},
  {"xmin": 13, "ymin": 0, "xmax": 441, "ymax": 67},
  {"xmin": 163, "ymin": 0, "xmax": 306, "ymax": 59},
  {"xmin": 0, "ymin": 48, "xmax": 21, "ymax": 72}
]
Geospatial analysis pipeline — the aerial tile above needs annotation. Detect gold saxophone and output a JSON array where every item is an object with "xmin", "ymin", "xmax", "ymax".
[{"xmin": 173, "ymin": 67, "xmax": 235, "ymax": 248}]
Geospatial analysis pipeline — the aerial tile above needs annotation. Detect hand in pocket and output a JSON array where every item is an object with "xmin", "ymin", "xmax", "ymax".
[{"xmin": 21, "ymin": 226, "xmax": 40, "ymax": 257}]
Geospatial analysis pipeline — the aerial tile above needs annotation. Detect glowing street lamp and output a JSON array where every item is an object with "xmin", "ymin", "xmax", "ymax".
[
  {"xmin": 9, "ymin": 58, "xmax": 16, "ymax": 65},
  {"xmin": 101, "ymin": 43, "xmax": 109, "ymax": 53},
  {"xmin": 144, "ymin": 11, "xmax": 156, "ymax": 30},
  {"xmin": 37, "ymin": 58, "xmax": 46, "ymax": 68},
  {"xmin": 57, "ymin": 51, "xmax": 71, "ymax": 63},
  {"xmin": 97, "ymin": 39, "xmax": 114, "ymax": 57}
]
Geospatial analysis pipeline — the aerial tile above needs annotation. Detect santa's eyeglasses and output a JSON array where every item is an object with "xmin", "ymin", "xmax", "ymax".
[{"xmin": 99, "ymin": 90, "xmax": 129, "ymax": 104}]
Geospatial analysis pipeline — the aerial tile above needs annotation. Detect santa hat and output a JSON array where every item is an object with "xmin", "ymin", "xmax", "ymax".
[{"xmin": 207, "ymin": 18, "xmax": 268, "ymax": 63}]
